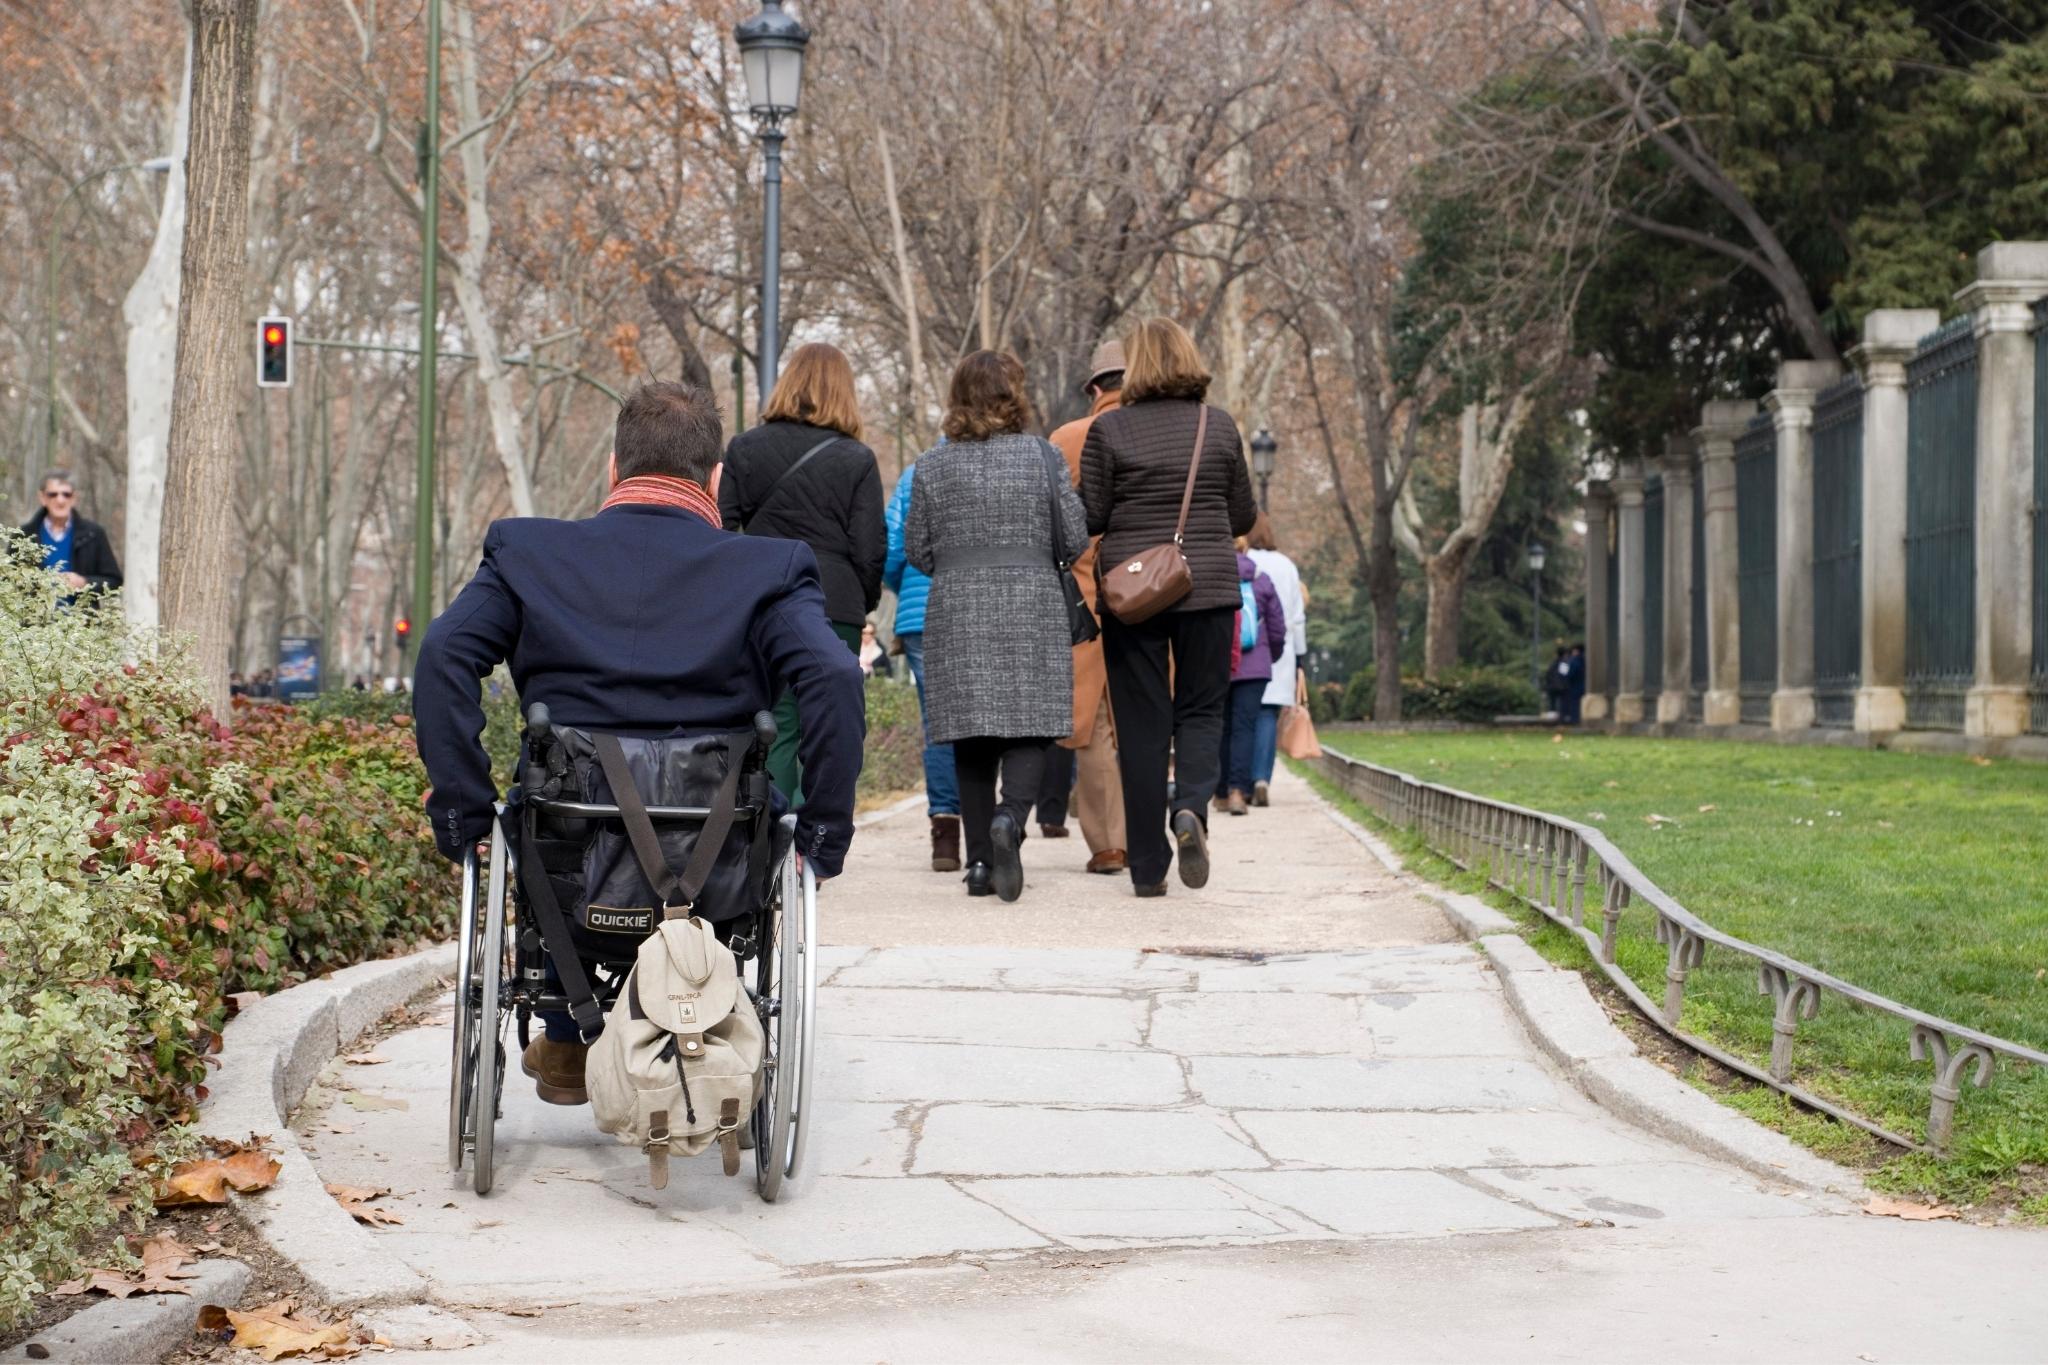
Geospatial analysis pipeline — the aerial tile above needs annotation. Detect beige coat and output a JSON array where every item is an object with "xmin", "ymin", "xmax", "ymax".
[{"xmin": 1049, "ymin": 390, "xmax": 1118, "ymax": 747}]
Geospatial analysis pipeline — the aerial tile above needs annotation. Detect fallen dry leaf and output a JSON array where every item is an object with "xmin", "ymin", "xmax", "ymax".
[
  {"xmin": 1696, "ymin": 803, "xmax": 1717, "ymax": 813},
  {"xmin": 1862, "ymin": 1196, "xmax": 1959, "ymax": 1222},
  {"xmin": 1643, "ymin": 813, "xmax": 1678, "ymax": 827},
  {"xmin": 326, "ymin": 1183, "xmax": 406, "ymax": 1227},
  {"xmin": 54, "ymin": 1235, "xmax": 203, "ymax": 1298},
  {"xmin": 197, "ymin": 1298, "xmax": 362, "ymax": 1361},
  {"xmin": 158, "ymin": 1141, "xmax": 281, "ymax": 1206},
  {"xmin": 343, "ymin": 1052, "xmax": 388, "ymax": 1066},
  {"xmin": 1970, "ymin": 754, "xmax": 1992, "ymax": 767},
  {"xmin": 342, "ymin": 1092, "xmax": 408, "ymax": 1113}
]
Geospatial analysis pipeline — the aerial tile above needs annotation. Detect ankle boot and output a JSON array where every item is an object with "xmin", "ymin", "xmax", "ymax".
[{"xmin": 930, "ymin": 815, "xmax": 962, "ymax": 872}]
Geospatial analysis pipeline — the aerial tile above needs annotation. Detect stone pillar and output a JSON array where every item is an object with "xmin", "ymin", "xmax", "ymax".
[
  {"xmin": 1958, "ymin": 243, "xmax": 2048, "ymax": 737},
  {"xmin": 1657, "ymin": 436, "xmax": 1696, "ymax": 723},
  {"xmin": 1694, "ymin": 400, "xmax": 1754, "ymax": 725},
  {"xmin": 1767, "ymin": 360, "xmax": 1843, "ymax": 731},
  {"xmin": 1582, "ymin": 480, "xmax": 1613, "ymax": 721},
  {"xmin": 1612, "ymin": 460, "xmax": 1648, "ymax": 724},
  {"xmin": 1850, "ymin": 308, "xmax": 1941, "ymax": 733}
]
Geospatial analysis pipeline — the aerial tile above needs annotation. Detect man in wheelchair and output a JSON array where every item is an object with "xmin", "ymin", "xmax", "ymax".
[{"xmin": 413, "ymin": 381, "xmax": 865, "ymax": 1107}]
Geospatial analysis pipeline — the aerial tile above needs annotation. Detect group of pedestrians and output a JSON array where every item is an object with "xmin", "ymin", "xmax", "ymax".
[{"xmin": 725, "ymin": 318, "xmax": 1308, "ymax": 903}]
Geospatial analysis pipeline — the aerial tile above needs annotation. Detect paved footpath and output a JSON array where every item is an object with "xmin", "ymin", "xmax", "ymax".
[{"xmin": 300, "ymin": 768, "xmax": 2048, "ymax": 1361}]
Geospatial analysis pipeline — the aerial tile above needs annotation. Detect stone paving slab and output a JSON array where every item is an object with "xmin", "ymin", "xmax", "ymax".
[
  {"xmin": 817, "ymin": 1037, "xmax": 1189, "ymax": 1106},
  {"xmin": 1191, "ymin": 948, "xmax": 1496, "ymax": 995},
  {"xmin": 1148, "ymin": 991, "xmax": 1377, "ymax": 1057},
  {"xmin": 1236, "ymin": 1110, "xmax": 1665, "ymax": 1170},
  {"xmin": 1222, "ymin": 1170, "xmax": 1561, "ymax": 1238},
  {"xmin": 820, "ymin": 985, "xmax": 1147, "ymax": 1050},
  {"xmin": 1188, "ymin": 1054, "xmax": 1562, "ymax": 1112},
  {"xmin": 1358, "ymin": 989, "xmax": 1534, "ymax": 1057},
  {"xmin": 961, "ymin": 1176, "xmax": 1297, "ymax": 1244},
  {"xmin": 828, "ymin": 946, "xmax": 1197, "ymax": 994},
  {"xmin": 912, "ymin": 1106, "xmax": 1270, "ymax": 1177},
  {"xmin": 1468, "ymin": 1161, "xmax": 1817, "ymax": 1227},
  {"xmin": 692, "ymin": 1176, "xmax": 1051, "ymax": 1264}
]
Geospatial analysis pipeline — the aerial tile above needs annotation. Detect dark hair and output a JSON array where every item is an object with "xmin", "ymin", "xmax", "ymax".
[
  {"xmin": 1089, "ymin": 370, "xmax": 1124, "ymax": 396},
  {"xmin": 614, "ymin": 382, "xmax": 724, "ymax": 484},
  {"xmin": 941, "ymin": 351, "xmax": 1032, "ymax": 442}
]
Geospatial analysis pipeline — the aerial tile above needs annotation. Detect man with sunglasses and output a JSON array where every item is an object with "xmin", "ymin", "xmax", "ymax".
[{"xmin": 20, "ymin": 470, "xmax": 122, "ymax": 599}]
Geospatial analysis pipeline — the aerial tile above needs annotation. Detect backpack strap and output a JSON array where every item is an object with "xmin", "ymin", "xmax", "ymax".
[
  {"xmin": 741, "ymin": 435, "xmax": 842, "ymax": 532},
  {"xmin": 517, "ymin": 803, "xmax": 605, "ymax": 1041},
  {"xmin": 593, "ymin": 733, "xmax": 750, "ymax": 917}
]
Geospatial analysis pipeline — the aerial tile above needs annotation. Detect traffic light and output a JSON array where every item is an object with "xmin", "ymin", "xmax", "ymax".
[
  {"xmin": 394, "ymin": 616, "xmax": 411, "ymax": 650},
  {"xmin": 257, "ymin": 315, "xmax": 292, "ymax": 388}
]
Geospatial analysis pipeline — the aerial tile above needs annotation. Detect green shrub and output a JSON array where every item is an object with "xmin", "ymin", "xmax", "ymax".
[
  {"xmin": 859, "ymin": 673, "xmax": 924, "ymax": 803},
  {"xmin": 0, "ymin": 538, "xmax": 452, "ymax": 1328},
  {"xmin": 1334, "ymin": 665, "xmax": 1540, "ymax": 723}
]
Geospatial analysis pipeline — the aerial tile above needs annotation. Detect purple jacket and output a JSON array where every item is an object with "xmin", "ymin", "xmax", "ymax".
[{"xmin": 1233, "ymin": 553, "xmax": 1289, "ymax": 683}]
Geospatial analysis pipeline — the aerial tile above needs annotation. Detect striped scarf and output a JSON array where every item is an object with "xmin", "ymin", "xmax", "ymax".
[{"xmin": 601, "ymin": 475, "xmax": 721, "ymax": 527}]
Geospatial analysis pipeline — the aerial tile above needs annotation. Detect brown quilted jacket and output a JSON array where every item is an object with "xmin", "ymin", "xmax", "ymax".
[{"xmin": 1078, "ymin": 397, "xmax": 1258, "ymax": 614}]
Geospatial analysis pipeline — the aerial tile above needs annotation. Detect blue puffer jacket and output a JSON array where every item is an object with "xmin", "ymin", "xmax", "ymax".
[{"xmin": 883, "ymin": 463, "xmax": 931, "ymax": 634}]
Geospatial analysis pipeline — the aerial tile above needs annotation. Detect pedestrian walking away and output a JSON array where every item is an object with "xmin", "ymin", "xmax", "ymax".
[
  {"xmin": 19, "ymin": 468, "xmax": 121, "ymax": 602},
  {"xmin": 1245, "ymin": 513, "xmax": 1307, "ymax": 808},
  {"xmin": 1080, "ymin": 318, "xmax": 1258, "ymax": 896},
  {"xmin": 1216, "ymin": 541, "xmax": 1287, "ymax": 816},
  {"xmin": 1545, "ymin": 645, "xmax": 1569, "ymax": 719},
  {"xmin": 1044, "ymin": 338, "xmax": 1132, "ymax": 874},
  {"xmin": 908, "ymin": 350, "xmax": 1088, "ymax": 903},
  {"xmin": 884, "ymin": 456, "xmax": 963, "ymax": 871},
  {"xmin": 1564, "ymin": 642, "xmax": 1587, "ymax": 724},
  {"xmin": 721, "ymin": 341, "xmax": 885, "ymax": 805}
]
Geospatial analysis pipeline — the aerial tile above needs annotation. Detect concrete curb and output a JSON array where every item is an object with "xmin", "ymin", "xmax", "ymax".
[
  {"xmin": 857, "ymin": 791, "xmax": 928, "ymax": 829},
  {"xmin": 2, "ymin": 1259, "xmax": 250, "ymax": 1364},
  {"xmin": 1479, "ymin": 933, "xmax": 1865, "ymax": 1204},
  {"xmin": 1299, "ymin": 768, "xmax": 1867, "ymax": 1205},
  {"xmin": 197, "ymin": 944, "xmax": 457, "ymax": 1312}
]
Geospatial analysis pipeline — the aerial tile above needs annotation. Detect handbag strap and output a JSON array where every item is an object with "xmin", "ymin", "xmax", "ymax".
[
  {"xmin": 1040, "ymin": 440, "xmax": 1077, "ymax": 571},
  {"xmin": 742, "ymin": 435, "xmax": 842, "ymax": 532},
  {"xmin": 1172, "ymin": 405, "xmax": 1211, "ymax": 547},
  {"xmin": 593, "ymin": 733, "xmax": 748, "ymax": 916}
]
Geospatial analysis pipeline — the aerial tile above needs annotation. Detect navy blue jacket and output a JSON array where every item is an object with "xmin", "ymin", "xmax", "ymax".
[{"xmin": 413, "ymin": 504, "xmax": 867, "ymax": 876}]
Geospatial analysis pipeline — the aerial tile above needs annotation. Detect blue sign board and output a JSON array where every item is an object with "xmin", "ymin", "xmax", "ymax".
[{"xmin": 277, "ymin": 635, "xmax": 322, "ymax": 701}]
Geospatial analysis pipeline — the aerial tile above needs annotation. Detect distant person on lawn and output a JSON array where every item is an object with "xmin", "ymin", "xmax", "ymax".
[{"xmin": 19, "ymin": 469, "xmax": 121, "ymax": 602}]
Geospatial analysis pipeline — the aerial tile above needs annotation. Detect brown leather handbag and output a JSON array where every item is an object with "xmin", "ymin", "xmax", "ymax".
[{"xmin": 1099, "ymin": 405, "xmax": 1208, "ymax": 625}]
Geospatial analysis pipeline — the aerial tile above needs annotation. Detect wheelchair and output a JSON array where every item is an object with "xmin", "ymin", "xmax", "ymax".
[{"xmin": 447, "ymin": 704, "xmax": 817, "ymax": 1199}]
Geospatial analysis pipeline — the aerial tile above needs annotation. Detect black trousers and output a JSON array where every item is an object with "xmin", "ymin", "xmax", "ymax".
[
  {"xmin": 1034, "ymin": 741, "xmax": 1075, "ymax": 827},
  {"xmin": 1100, "ymin": 605, "xmax": 1234, "ymax": 886},
  {"xmin": 954, "ymin": 736, "xmax": 1052, "ymax": 868}
]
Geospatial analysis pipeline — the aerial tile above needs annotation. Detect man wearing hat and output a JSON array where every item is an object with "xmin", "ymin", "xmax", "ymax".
[{"xmin": 1039, "ymin": 340, "xmax": 1129, "ymax": 873}]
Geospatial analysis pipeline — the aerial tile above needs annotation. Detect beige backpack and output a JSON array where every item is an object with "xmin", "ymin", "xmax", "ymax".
[{"xmin": 586, "ymin": 916, "xmax": 764, "ymax": 1188}]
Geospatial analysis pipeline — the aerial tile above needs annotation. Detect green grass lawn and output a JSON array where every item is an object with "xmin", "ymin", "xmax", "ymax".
[{"xmin": 1314, "ymin": 730, "xmax": 2048, "ymax": 1213}]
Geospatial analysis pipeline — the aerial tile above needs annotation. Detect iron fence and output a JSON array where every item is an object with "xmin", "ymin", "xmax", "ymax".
[
  {"xmin": 2032, "ymin": 300, "xmax": 2048, "ymax": 734},
  {"xmin": 1314, "ymin": 748, "xmax": 2048, "ymax": 1155},
  {"xmin": 1904, "ymin": 316, "xmax": 1977, "ymax": 731},
  {"xmin": 1812, "ymin": 375, "xmax": 1864, "ymax": 728},
  {"xmin": 1644, "ymin": 475, "xmax": 1665, "ymax": 695},
  {"xmin": 1735, "ymin": 414, "xmax": 1777, "ymax": 724},
  {"xmin": 1689, "ymin": 473, "xmax": 1706, "ymax": 721}
]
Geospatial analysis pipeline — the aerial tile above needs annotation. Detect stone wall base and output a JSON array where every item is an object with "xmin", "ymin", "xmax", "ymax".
[
  {"xmin": 1965, "ymin": 685, "xmax": 2030, "ymax": 738},
  {"xmin": 1771, "ymin": 687, "xmax": 1815, "ymax": 732},
  {"xmin": 1582, "ymin": 694, "xmax": 1611, "ymax": 721},
  {"xmin": 1854, "ymin": 686, "xmax": 1904, "ymax": 734},
  {"xmin": 1702, "ymin": 690, "xmax": 1740, "ymax": 727},
  {"xmin": 1613, "ymin": 694, "xmax": 1646, "ymax": 724},
  {"xmin": 1655, "ymin": 692, "xmax": 1689, "ymax": 724}
]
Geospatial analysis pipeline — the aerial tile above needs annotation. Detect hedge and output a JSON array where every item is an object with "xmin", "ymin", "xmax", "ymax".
[{"xmin": 1332, "ymin": 666, "xmax": 1540, "ymax": 723}]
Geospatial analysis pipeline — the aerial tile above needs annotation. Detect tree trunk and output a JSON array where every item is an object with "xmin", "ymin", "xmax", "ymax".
[
  {"xmin": 1368, "ymin": 503, "xmax": 1403, "ymax": 723},
  {"xmin": 1422, "ymin": 547, "xmax": 1474, "ymax": 678},
  {"xmin": 122, "ymin": 33, "xmax": 194, "ymax": 635},
  {"xmin": 159, "ymin": 0, "xmax": 259, "ymax": 717}
]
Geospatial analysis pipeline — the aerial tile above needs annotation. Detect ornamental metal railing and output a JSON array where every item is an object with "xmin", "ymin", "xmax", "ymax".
[
  {"xmin": 1903, "ymin": 316, "xmax": 1977, "ymax": 731},
  {"xmin": 1314, "ymin": 747, "xmax": 2048, "ymax": 1155},
  {"xmin": 1734, "ymin": 414, "xmax": 1778, "ymax": 724},
  {"xmin": 1811, "ymin": 374, "xmax": 1864, "ymax": 728}
]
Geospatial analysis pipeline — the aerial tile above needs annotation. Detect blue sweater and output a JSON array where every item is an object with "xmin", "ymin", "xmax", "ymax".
[{"xmin": 883, "ymin": 464, "xmax": 932, "ymax": 634}]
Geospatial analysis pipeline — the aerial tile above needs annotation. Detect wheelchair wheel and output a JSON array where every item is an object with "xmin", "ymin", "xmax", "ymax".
[
  {"xmin": 753, "ymin": 846, "xmax": 816, "ymax": 1202},
  {"xmin": 448, "ymin": 817, "xmax": 510, "ymax": 1195}
]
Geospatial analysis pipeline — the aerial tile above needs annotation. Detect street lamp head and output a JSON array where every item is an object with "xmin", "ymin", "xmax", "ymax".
[
  {"xmin": 735, "ymin": 1, "xmax": 809, "ymax": 122},
  {"xmin": 1249, "ymin": 428, "xmax": 1277, "ymax": 479},
  {"xmin": 1528, "ymin": 543, "xmax": 1547, "ymax": 574}
]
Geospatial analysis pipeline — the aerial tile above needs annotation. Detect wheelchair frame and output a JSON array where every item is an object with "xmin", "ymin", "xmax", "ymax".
[{"xmin": 446, "ymin": 787, "xmax": 818, "ymax": 1200}]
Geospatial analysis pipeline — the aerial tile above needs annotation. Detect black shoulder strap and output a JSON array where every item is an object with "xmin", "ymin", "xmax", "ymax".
[
  {"xmin": 1040, "ymin": 439, "xmax": 1077, "ymax": 571},
  {"xmin": 742, "ymin": 435, "xmax": 842, "ymax": 533},
  {"xmin": 593, "ymin": 733, "xmax": 749, "ymax": 916},
  {"xmin": 517, "ymin": 804, "xmax": 605, "ymax": 1039}
]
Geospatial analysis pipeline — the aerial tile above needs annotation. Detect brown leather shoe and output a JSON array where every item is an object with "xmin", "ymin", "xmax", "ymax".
[
  {"xmin": 521, "ymin": 1037, "xmax": 589, "ymax": 1106},
  {"xmin": 1039, "ymin": 823, "xmax": 1071, "ymax": 839},
  {"xmin": 1252, "ymin": 781, "xmax": 1270, "ymax": 808},
  {"xmin": 930, "ymin": 815, "xmax": 962, "ymax": 872},
  {"xmin": 1086, "ymin": 848, "xmax": 1127, "ymax": 875},
  {"xmin": 1227, "ymin": 790, "xmax": 1250, "ymax": 816}
]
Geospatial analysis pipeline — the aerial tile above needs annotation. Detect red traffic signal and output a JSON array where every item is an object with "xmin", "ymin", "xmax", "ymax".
[
  {"xmin": 394, "ymin": 616, "xmax": 412, "ymax": 642},
  {"xmin": 257, "ymin": 315, "xmax": 292, "ymax": 388}
]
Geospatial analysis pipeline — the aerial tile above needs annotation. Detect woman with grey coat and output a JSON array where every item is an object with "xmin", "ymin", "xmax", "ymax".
[{"xmin": 908, "ymin": 350, "xmax": 1088, "ymax": 901}]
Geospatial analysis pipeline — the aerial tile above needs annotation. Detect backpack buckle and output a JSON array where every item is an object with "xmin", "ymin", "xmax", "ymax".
[{"xmin": 662, "ymin": 899, "xmax": 695, "ymax": 921}]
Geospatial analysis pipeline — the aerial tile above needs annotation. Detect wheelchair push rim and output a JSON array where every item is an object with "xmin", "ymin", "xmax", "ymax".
[
  {"xmin": 753, "ymin": 847, "xmax": 815, "ymax": 1202},
  {"xmin": 448, "ymin": 815, "xmax": 510, "ymax": 1194}
]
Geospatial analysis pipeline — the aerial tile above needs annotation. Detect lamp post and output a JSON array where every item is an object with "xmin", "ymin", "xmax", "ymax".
[
  {"xmin": 1528, "ymin": 542, "xmax": 1548, "ymax": 702},
  {"xmin": 1250, "ymin": 428, "xmax": 1277, "ymax": 512},
  {"xmin": 734, "ymin": 0, "xmax": 810, "ymax": 395},
  {"xmin": 410, "ymin": 0, "xmax": 442, "ymax": 673},
  {"xmin": 44, "ymin": 157, "xmax": 174, "ymax": 465}
]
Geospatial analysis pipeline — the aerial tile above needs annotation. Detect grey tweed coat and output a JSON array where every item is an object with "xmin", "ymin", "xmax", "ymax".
[{"xmin": 906, "ymin": 432, "xmax": 1089, "ymax": 744}]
